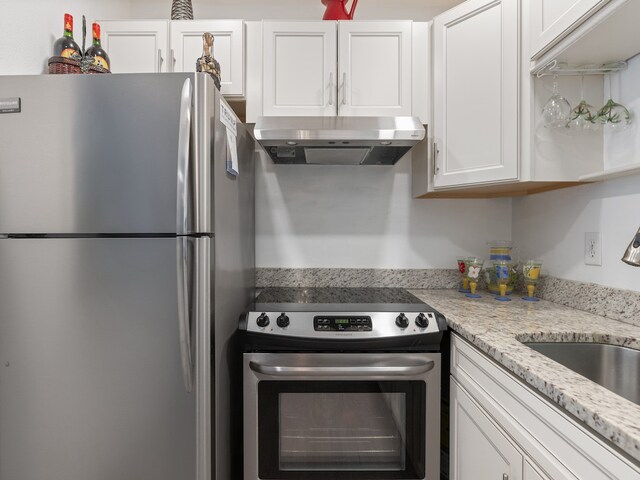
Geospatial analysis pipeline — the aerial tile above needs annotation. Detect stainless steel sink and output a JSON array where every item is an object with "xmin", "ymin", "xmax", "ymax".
[{"xmin": 523, "ymin": 342, "xmax": 640, "ymax": 406}]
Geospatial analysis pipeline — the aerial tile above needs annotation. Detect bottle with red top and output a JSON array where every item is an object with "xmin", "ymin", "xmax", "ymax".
[
  {"xmin": 85, "ymin": 22, "xmax": 110, "ymax": 70},
  {"xmin": 53, "ymin": 13, "xmax": 81, "ymax": 59}
]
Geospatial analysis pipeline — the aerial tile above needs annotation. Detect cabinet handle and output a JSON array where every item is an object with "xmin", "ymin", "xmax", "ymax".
[
  {"xmin": 171, "ymin": 49, "xmax": 176, "ymax": 70},
  {"xmin": 157, "ymin": 49, "xmax": 164, "ymax": 72},
  {"xmin": 341, "ymin": 72, "xmax": 347, "ymax": 106},
  {"xmin": 503, "ymin": 475, "xmax": 509, "ymax": 480},
  {"xmin": 432, "ymin": 142, "xmax": 440, "ymax": 175},
  {"xmin": 328, "ymin": 72, "xmax": 334, "ymax": 106}
]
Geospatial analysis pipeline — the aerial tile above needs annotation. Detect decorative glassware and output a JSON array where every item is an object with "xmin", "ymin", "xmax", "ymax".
[
  {"xmin": 494, "ymin": 261, "xmax": 512, "ymax": 302},
  {"xmin": 542, "ymin": 75, "xmax": 572, "ymax": 129},
  {"xmin": 457, "ymin": 257, "xmax": 470, "ymax": 293},
  {"xmin": 566, "ymin": 76, "xmax": 598, "ymax": 133},
  {"xmin": 465, "ymin": 258, "xmax": 484, "ymax": 299},
  {"xmin": 597, "ymin": 74, "xmax": 632, "ymax": 130},
  {"xmin": 486, "ymin": 241, "xmax": 515, "ymax": 295},
  {"xmin": 522, "ymin": 260, "xmax": 543, "ymax": 302}
]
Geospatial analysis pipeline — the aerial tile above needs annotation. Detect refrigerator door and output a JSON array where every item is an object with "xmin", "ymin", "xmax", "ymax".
[
  {"xmin": 0, "ymin": 237, "xmax": 212, "ymax": 480},
  {"xmin": 0, "ymin": 73, "xmax": 215, "ymax": 235}
]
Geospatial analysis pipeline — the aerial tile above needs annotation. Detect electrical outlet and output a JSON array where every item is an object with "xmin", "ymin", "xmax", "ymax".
[{"xmin": 585, "ymin": 232, "xmax": 602, "ymax": 266}]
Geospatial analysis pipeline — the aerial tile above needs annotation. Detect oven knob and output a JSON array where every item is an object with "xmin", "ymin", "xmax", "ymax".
[
  {"xmin": 277, "ymin": 313, "xmax": 290, "ymax": 328},
  {"xmin": 415, "ymin": 313, "xmax": 429, "ymax": 329},
  {"xmin": 256, "ymin": 313, "xmax": 270, "ymax": 328},
  {"xmin": 395, "ymin": 313, "xmax": 409, "ymax": 329}
]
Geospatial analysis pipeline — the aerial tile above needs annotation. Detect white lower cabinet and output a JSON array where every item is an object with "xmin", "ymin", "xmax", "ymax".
[
  {"xmin": 451, "ymin": 379, "xmax": 523, "ymax": 480},
  {"xmin": 524, "ymin": 460, "xmax": 550, "ymax": 480},
  {"xmin": 450, "ymin": 333, "xmax": 640, "ymax": 480}
]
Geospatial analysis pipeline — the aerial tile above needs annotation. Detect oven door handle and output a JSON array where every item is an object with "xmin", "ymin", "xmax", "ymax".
[{"xmin": 249, "ymin": 361, "xmax": 435, "ymax": 377}]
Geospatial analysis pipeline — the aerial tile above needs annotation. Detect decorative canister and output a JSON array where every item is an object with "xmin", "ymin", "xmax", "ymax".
[{"xmin": 485, "ymin": 241, "xmax": 517, "ymax": 294}]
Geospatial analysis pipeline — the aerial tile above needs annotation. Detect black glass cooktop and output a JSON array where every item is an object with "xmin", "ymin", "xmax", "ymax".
[{"xmin": 253, "ymin": 287, "xmax": 431, "ymax": 313}]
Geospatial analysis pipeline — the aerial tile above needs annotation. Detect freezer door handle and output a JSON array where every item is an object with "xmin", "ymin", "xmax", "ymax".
[
  {"xmin": 177, "ymin": 77, "xmax": 193, "ymax": 236},
  {"xmin": 177, "ymin": 237, "xmax": 194, "ymax": 393}
]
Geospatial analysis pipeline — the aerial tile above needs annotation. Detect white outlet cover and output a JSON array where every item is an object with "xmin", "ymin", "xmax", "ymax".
[{"xmin": 585, "ymin": 232, "xmax": 602, "ymax": 266}]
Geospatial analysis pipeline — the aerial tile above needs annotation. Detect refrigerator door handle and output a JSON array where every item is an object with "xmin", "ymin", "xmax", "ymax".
[
  {"xmin": 177, "ymin": 77, "xmax": 193, "ymax": 236},
  {"xmin": 176, "ymin": 237, "xmax": 194, "ymax": 393}
]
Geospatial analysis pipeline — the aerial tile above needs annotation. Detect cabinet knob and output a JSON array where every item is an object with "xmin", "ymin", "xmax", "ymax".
[{"xmin": 503, "ymin": 474, "xmax": 509, "ymax": 480}]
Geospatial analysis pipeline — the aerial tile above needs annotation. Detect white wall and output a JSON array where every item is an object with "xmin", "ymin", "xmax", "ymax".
[
  {"xmin": 513, "ymin": 56, "xmax": 640, "ymax": 292},
  {"xmin": 256, "ymin": 153, "xmax": 512, "ymax": 268},
  {"xmin": 0, "ymin": 0, "xmax": 131, "ymax": 75},
  {"xmin": 512, "ymin": 175, "xmax": 640, "ymax": 291},
  {"xmin": 129, "ymin": 0, "xmax": 463, "ymax": 21}
]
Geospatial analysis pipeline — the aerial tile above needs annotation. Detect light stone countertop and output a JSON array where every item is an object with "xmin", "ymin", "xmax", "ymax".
[{"xmin": 409, "ymin": 289, "xmax": 640, "ymax": 464}]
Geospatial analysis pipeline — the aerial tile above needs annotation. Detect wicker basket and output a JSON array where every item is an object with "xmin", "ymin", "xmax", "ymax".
[{"xmin": 48, "ymin": 56, "xmax": 110, "ymax": 75}]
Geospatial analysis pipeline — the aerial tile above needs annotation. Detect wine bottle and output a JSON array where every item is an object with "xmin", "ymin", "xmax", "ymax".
[
  {"xmin": 53, "ymin": 13, "xmax": 81, "ymax": 59},
  {"xmin": 85, "ymin": 22, "xmax": 110, "ymax": 70}
]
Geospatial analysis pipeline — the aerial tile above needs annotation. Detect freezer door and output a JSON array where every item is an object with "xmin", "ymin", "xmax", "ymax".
[
  {"xmin": 0, "ymin": 73, "xmax": 215, "ymax": 235},
  {"xmin": 0, "ymin": 237, "xmax": 212, "ymax": 480}
]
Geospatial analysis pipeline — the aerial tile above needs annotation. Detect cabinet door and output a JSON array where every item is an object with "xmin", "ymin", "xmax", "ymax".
[
  {"xmin": 529, "ymin": 0, "xmax": 610, "ymax": 59},
  {"xmin": 433, "ymin": 0, "xmax": 519, "ymax": 188},
  {"xmin": 524, "ymin": 460, "xmax": 551, "ymax": 480},
  {"xmin": 338, "ymin": 21, "xmax": 412, "ymax": 116},
  {"xmin": 451, "ymin": 379, "xmax": 523, "ymax": 480},
  {"xmin": 100, "ymin": 20, "xmax": 169, "ymax": 73},
  {"xmin": 170, "ymin": 20, "xmax": 244, "ymax": 96},
  {"xmin": 263, "ymin": 21, "xmax": 337, "ymax": 116}
]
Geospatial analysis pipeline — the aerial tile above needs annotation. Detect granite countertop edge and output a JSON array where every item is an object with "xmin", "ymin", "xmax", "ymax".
[{"xmin": 408, "ymin": 288, "xmax": 640, "ymax": 464}]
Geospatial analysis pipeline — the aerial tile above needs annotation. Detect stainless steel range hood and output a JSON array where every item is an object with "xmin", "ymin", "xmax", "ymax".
[{"xmin": 253, "ymin": 116, "xmax": 426, "ymax": 165}]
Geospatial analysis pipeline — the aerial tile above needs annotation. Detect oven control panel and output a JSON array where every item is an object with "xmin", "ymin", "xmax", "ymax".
[{"xmin": 314, "ymin": 316, "xmax": 373, "ymax": 332}]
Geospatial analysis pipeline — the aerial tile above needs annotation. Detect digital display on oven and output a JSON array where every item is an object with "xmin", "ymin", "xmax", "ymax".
[{"xmin": 314, "ymin": 316, "xmax": 373, "ymax": 332}]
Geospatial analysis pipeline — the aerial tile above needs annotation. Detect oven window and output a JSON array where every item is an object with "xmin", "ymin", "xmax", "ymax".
[{"xmin": 258, "ymin": 382, "xmax": 426, "ymax": 480}]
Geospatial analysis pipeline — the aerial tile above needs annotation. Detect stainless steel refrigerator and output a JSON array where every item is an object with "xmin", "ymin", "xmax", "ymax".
[{"xmin": 0, "ymin": 73, "xmax": 255, "ymax": 480}]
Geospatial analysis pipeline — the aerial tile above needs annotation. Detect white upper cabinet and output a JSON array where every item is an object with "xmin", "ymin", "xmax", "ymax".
[
  {"xmin": 529, "ymin": 0, "xmax": 610, "ymax": 60},
  {"xmin": 261, "ymin": 20, "xmax": 415, "ymax": 117},
  {"xmin": 170, "ymin": 20, "xmax": 244, "ymax": 96},
  {"xmin": 262, "ymin": 21, "xmax": 338, "ymax": 117},
  {"xmin": 338, "ymin": 21, "xmax": 412, "ymax": 116},
  {"xmin": 99, "ymin": 19, "xmax": 245, "ymax": 96},
  {"xmin": 450, "ymin": 380, "xmax": 523, "ymax": 480},
  {"xmin": 100, "ymin": 21, "xmax": 169, "ymax": 73},
  {"xmin": 432, "ymin": 0, "xmax": 519, "ymax": 188}
]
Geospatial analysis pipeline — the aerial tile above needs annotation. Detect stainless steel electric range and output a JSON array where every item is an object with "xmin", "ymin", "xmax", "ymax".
[{"xmin": 239, "ymin": 287, "xmax": 446, "ymax": 480}]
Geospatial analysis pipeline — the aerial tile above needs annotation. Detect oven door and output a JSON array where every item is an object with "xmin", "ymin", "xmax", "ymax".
[{"xmin": 243, "ymin": 353, "xmax": 440, "ymax": 480}]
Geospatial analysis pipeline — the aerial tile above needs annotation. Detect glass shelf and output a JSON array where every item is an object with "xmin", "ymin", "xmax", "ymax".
[{"xmin": 535, "ymin": 60, "xmax": 628, "ymax": 78}]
